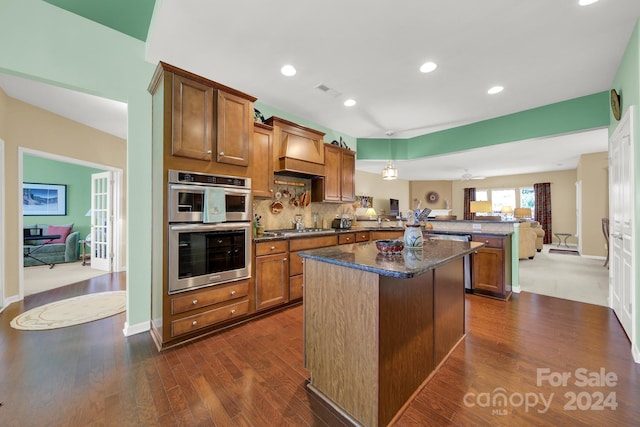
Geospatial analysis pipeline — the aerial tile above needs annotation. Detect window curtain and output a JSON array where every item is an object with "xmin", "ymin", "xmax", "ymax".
[
  {"xmin": 534, "ymin": 182, "xmax": 552, "ymax": 243},
  {"xmin": 464, "ymin": 187, "xmax": 476, "ymax": 220}
]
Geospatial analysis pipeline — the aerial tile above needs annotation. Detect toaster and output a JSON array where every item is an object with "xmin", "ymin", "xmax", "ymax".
[{"xmin": 331, "ymin": 218, "xmax": 352, "ymax": 229}]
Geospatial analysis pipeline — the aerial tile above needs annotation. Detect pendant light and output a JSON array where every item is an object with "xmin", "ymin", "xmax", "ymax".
[{"xmin": 382, "ymin": 131, "xmax": 398, "ymax": 180}]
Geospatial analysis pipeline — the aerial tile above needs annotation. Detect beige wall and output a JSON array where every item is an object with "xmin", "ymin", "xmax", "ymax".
[
  {"xmin": 577, "ymin": 152, "xmax": 608, "ymax": 257},
  {"xmin": 1, "ymin": 90, "xmax": 126, "ymax": 299},
  {"xmin": 355, "ymin": 170, "xmax": 411, "ymax": 215},
  {"xmin": 409, "ymin": 181, "xmax": 453, "ymax": 212}
]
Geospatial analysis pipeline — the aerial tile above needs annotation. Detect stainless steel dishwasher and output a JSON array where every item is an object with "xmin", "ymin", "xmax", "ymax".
[{"xmin": 426, "ymin": 233, "xmax": 472, "ymax": 291}]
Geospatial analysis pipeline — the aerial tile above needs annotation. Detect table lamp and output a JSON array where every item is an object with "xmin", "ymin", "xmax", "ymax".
[
  {"xmin": 470, "ymin": 201, "xmax": 492, "ymax": 216},
  {"xmin": 365, "ymin": 207, "xmax": 377, "ymax": 219},
  {"xmin": 500, "ymin": 205, "xmax": 513, "ymax": 220}
]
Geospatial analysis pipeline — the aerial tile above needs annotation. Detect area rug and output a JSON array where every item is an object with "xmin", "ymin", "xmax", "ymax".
[
  {"xmin": 10, "ymin": 291, "xmax": 126, "ymax": 331},
  {"xmin": 548, "ymin": 248, "xmax": 580, "ymax": 256}
]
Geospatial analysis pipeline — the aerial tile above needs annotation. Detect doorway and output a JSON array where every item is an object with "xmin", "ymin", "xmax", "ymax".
[{"xmin": 19, "ymin": 148, "xmax": 124, "ymax": 298}]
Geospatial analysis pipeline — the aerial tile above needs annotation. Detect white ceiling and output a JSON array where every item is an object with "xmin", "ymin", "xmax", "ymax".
[{"xmin": 1, "ymin": 0, "xmax": 636, "ymax": 179}]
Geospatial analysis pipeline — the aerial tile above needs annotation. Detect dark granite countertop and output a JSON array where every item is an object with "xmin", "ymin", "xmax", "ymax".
[{"xmin": 298, "ymin": 240, "xmax": 484, "ymax": 279}]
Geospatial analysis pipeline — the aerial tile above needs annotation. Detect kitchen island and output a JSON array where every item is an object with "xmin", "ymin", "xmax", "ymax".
[{"xmin": 299, "ymin": 239, "xmax": 483, "ymax": 427}]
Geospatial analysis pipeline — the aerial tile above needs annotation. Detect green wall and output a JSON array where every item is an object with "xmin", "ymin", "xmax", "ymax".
[
  {"xmin": 23, "ymin": 155, "xmax": 103, "ymax": 241},
  {"xmin": 610, "ymin": 19, "xmax": 640, "ymax": 360},
  {"xmin": 357, "ymin": 92, "xmax": 610, "ymax": 160},
  {"xmin": 0, "ymin": 0, "xmax": 156, "ymax": 328}
]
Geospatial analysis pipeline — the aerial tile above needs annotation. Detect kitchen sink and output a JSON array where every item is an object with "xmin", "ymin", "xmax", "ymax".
[{"xmin": 264, "ymin": 228, "xmax": 336, "ymax": 237}]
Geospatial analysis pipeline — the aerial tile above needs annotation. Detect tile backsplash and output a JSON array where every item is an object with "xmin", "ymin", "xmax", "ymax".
[{"xmin": 254, "ymin": 199, "xmax": 355, "ymax": 230}]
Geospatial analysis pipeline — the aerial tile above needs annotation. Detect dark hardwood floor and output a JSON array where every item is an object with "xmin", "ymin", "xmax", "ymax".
[{"xmin": 1, "ymin": 274, "xmax": 638, "ymax": 426}]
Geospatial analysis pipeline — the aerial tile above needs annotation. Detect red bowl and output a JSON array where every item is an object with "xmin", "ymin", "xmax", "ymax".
[{"xmin": 375, "ymin": 239, "xmax": 404, "ymax": 254}]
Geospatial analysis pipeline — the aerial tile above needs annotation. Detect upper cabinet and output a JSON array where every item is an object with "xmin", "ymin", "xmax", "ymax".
[
  {"xmin": 217, "ymin": 90, "xmax": 252, "ymax": 166},
  {"xmin": 148, "ymin": 62, "xmax": 256, "ymax": 175},
  {"xmin": 312, "ymin": 143, "xmax": 356, "ymax": 203},
  {"xmin": 266, "ymin": 116, "xmax": 325, "ymax": 177},
  {"xmin": 250, "ymin": 123, "xmax": 274, "ymax": 198},
  {"xmin": 171, "ymin": 74, "xmax": 215, "ymax": 161}
]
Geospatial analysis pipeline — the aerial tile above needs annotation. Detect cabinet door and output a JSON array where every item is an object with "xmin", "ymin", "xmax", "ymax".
[
  {"xmin": 255, "ymin": 253, "xmax": 289, "ymax": 310},
  {"xmin": 217, "ymin": 90, "xmax": 251, "ymax": 166},
  {"xmin": 472, "ymin": 248, "xmax": 504, "ymax": 296},
  {"xmin": 251, "ymin": 124, "xmax": 274, "ymax": 198},
  {"xmin": 370, "ymin": 230, "xmax": 404, "ymax": 240},
  {"xmin": 290, "ymin": 274, "xmax": 304, "ymax": 301},
  {"xmin": 341, "ymin": 150, "xmax": 356, "ymax": 201},
  {"xmin": 172, "ymin": 74, "xmax": 214, "ymax": 160},
  {"xmin": 323, "ymin": 145, "xmax": 341, "ymax": 201}
]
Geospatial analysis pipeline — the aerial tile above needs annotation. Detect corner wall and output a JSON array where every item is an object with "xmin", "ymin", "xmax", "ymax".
[{"xmin": 577, "ymin": 152, "xmax": 609, "ymax": 257}]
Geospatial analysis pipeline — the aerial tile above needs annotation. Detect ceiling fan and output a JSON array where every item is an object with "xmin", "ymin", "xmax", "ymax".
[{"xmin": 461, "ymin": 169, "xmax": 485, "ymax": 181}]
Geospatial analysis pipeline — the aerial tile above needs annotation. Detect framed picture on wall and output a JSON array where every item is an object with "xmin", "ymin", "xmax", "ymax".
[{"xmin": 23, "ymin": 183, "xmax": 67, "ymax": 216}]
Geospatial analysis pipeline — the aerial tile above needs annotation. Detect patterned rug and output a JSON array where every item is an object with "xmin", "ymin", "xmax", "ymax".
[{"xmin": 10, "ymin": 291, "xmax": 126, "ymax": 331}]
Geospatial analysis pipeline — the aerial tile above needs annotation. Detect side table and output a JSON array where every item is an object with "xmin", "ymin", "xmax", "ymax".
[
  {"xmin": 553, "ymin": 233, "xmax": 572, "ymax": 248},
  {"xmin": 79, "ymin": 239, "xmax": 91, "ymax": 266}
]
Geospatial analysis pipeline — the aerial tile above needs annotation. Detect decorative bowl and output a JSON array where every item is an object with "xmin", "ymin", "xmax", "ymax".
[{"xmin": 375, "ymin": 239, "xmax": 404, "ymax": 254}]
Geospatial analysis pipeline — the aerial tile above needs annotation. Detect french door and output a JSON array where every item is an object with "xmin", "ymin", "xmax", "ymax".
[
  {"xmin": 90, "ymin": 172, "xmax": 113, "ymax": 272},
  {"xmin": 609, "ymin": 107, "xmax": 634, "ymax": 341}
]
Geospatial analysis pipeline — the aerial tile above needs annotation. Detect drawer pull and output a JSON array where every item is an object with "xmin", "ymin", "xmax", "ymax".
[
  {"xmin": 271, "ymin": 246, "xmax": 276, "ymax": 250},
  {"xmin": 192, "ymin": 320, "xmax": 198, "ymax": 326},
  {"xmin": 192, "ymin": 299, "xmax": 198, "ymax": 305},
  {"xmin": 219, "ymin": 151, "xmax": 225, "ymax": 157},
  {"xmin": 206, "ymin": 150, "xmax": 212, "ymax": 154},
  {"xmin": 230, "ymin": 309, "xmax": 236, "ymax": 315},
  {"xmin": 230, "ymin": 290, "xmax": 236, "ymax": 296},
  {"xmin": 346, "ymin": 237, "xmax": 351, "ymax": 241},
  {"xmin": 283, "ymin": 258, "xmax": 288, "ymax": 262}
]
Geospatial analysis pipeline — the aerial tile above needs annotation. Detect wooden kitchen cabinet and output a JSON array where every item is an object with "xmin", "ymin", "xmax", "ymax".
[
  {"xmin": 266, "ymin": 116, "xmax": 325, "ymax": 176},
  {"xmin": 216, "ymin": 90, "xmax": 252, "ymax": 166},
  {"xmin": 171, "ymin": 74, "xmax": 215, "ymax": 161},
  {"xmin": 250, "ymin": 123, "xmax": 274, "ymax": 198},
  {"xmin": 471, "ymin": 234, "xmax": 512, "ymax": 300},
  {"xmin": 289, "ymin": 234, "xmax": 339, "ymax": 301},
  {"xmin": 255, "ymin": 241, "xmax": 289, "ymax": 310},
  {"xmin": 355, "ymin": 231, "xmax": 370, "ymax": 242},
  {"xmin": 312, "ymin": 144, "xmax": 356, "ymax": 203},
  {"xmin": 370, "ymin": 230, "xmax": 404, "ymax": 241}
]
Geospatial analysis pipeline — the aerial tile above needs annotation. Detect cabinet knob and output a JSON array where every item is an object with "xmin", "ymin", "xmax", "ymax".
[
  {"xmin": 230, "ymin": 290, "xmax": 236, "ymax": 296},
  {"xmin": 219, "ymin": 151, "xmax": 225, "ymax": 157},
  {"xmin": 192, "ymin": 299, "xmax": 198, "ymax": 305},
  {"xmin": 192, "ymin": 321, "xmax": 198, "ymax": 326},
  {"xmin": 283, "ymin": 258, "xmax": 288, "ymax": 262},
  {"xmin": 270, "ymin": 189, "xmax": 274, "ymax": 193},
  {"xmin": 346, "ymin": 237, "xmax": 351, "ymax": 241},
  {"xmin": 206, "ymin": 150, "xmax": 212, "ymax": 154},
  {"xmin": 230, "ymin": 309, "xmax": 236, "ymax": 315}
]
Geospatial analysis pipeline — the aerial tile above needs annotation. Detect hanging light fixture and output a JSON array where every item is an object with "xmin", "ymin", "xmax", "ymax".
[{"xmin": 381, "ymin": 131, "xmax": 398, "ymax": 180}]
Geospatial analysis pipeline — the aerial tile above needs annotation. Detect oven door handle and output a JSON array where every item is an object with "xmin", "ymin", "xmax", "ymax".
[{"xmin": 169, "ymin": 222, "xmax": 251, "ymax": 232}]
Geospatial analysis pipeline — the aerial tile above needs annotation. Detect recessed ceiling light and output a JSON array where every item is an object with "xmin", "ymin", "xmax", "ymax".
[
  {"xmin": 488, "ymin": 86, "xmax": 504, "ymax": 95},
  {"xmin": 344, "ymin": 99, "xmax": 356, "ymax": 107},
  {"xmin": 578, "ymin": 0, "xmax": 598, "ymax": 6},
  {"xmin": 281, "ymin": 64, "xmax": 297, "ymax": 77},
  {"xmin": 419, "ymin": 62, "xmax": 437, "ymax": 73}
]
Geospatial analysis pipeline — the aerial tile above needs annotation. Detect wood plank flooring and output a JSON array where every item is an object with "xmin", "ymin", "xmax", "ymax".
[{"xmin": 1, "ymin": 274, "xmax": 638, "ymax": 426}]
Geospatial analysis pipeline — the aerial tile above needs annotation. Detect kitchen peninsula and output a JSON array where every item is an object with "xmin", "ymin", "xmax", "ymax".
[{"xmin": 299, "ymin": 239, "xmax": 483, "ymax": 427}]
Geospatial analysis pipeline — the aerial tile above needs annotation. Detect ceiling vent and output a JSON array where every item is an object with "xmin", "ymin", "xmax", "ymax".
[{"xmin": 314, "ymin": 83, "xmax": 341, "ymax": 98}]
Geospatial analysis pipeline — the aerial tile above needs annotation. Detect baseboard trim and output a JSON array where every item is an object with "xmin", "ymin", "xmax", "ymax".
[
  {"xmin": 0, "ymin": 294, "xmax": 22, "ymax": 313},
  {"xmin": 123, "ymin": 320, "xmax": 150, "ymax": 337},
  {"xmin": 632, "ymin": 342, "xmax": 640, "ymax": 364}
]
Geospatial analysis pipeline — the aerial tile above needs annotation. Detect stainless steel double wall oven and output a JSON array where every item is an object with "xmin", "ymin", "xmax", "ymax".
[{"xmin": 167, "ymin": 169, "xmax": 252, "ymax": 294}]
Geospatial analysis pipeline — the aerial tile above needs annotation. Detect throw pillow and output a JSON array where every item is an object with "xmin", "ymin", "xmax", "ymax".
[{"xmin": 46, "ymin": 225, "xmax": 73, "ymax": 244}]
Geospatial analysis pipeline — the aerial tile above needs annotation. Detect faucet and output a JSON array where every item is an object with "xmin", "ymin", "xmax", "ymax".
[
  {"xmin": 377, "ymin": 215, "xmax": 382, "ymax": 227},
  {"xmin": 292, "ymin": 214, "xmax": 304, "ymax": 230}
]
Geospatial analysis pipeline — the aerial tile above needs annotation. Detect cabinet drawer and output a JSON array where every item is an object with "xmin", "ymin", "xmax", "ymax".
[
  {"xmin": 290, "ymin": 251, "xmax": 304, "ymax": 276},
  {"xmin": 355, "ymin": 231, "xmax": 370, "ymax": 242},
  {"xmin": 472, "ymin": 235, "xmax": 504, "ymax": 249},
  {"xmin": 338, "ymin": 233, "xmax": 356, "ymax": 245},
  {"xmin": 171, "ymin": 281, "xmax": 249, "ymax": 315},
  {"xmin": 370, "ymin": 230, "xmax": 403, "ymax": 241},
  {"xmin": 290, "ymin": 274, "xmax": 304, "ymax": 301},
  {"xmin": 255, "ymin": 240, "xmax": 288, "ymax": 256},
  {"xmin": 171, "ymin": 299, "xmax": 249, "ymax": 337},
  {"xmin": 289, "ymin": 235, "xmax": 338, "ymax": 251}
]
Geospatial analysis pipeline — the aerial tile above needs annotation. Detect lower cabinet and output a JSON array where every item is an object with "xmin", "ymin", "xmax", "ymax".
[
  {"xmin": 370, "ymin": 230, "xmax": 403, "ymax": 241},
  {"xmin": 289, "ymin": 234, "xmax": 339, "ymax": 302},
  {"xmin": 471, "ymin": 234, "xmax": 512, "ymax": 300},
  {"xmin": 255, "ymin": 240, "xmax": 289, "ymax": 310},
  {"xmin": 167, "ymin": 279, "xmax": 250, "ymax": 340}
]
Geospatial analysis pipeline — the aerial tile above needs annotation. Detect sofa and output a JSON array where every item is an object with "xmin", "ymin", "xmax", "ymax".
[
  {"xmin": 23, "ymin": 224, "xmax": 79, "ymax": 267},
  {"xmin": 518, "ymin": 221, "xmax": 545, "ymax": 259}
]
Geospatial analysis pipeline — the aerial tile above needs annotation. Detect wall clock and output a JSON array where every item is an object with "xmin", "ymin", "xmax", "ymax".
[
  {"xmin": 426, "ymin": 191, "xmax": 439, "ymax": 204},
  {"xmin": 610, "ymin": 89, "xmax": 621, "ymax": 121}
]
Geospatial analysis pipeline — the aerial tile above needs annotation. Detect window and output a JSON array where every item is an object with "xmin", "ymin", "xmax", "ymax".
[
  {"xmin": 491, "ymin": 189, "xmax": 516, "ymax": 214},
  {"xmin": 520, "ymin": 187, "xmax": 535, "ymax": 210},
  {"xmin": 475, "ymin": 190, "xmax": 489, "ymax": 202}
]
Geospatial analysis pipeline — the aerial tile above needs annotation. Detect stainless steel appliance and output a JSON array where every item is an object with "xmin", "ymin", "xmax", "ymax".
[
  {"xmin": 167, "ymin": 169, "xmax": 252, "ymax": 294},
  {"xmin": 331, "ymin": 218, "xmax": 352, "ymax": 229},
  {"xmin": 168, "ymin": 169, "xmax": 251, "ymax": 223},
  {"xmin": 426, "ymin": 233, "xmax": 472, "ymax": 291}
]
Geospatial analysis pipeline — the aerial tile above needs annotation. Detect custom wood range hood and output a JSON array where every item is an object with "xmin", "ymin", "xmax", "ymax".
[{"xmin": 265, "ymin": 116, "xmax": 325, "ymax": 177}]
